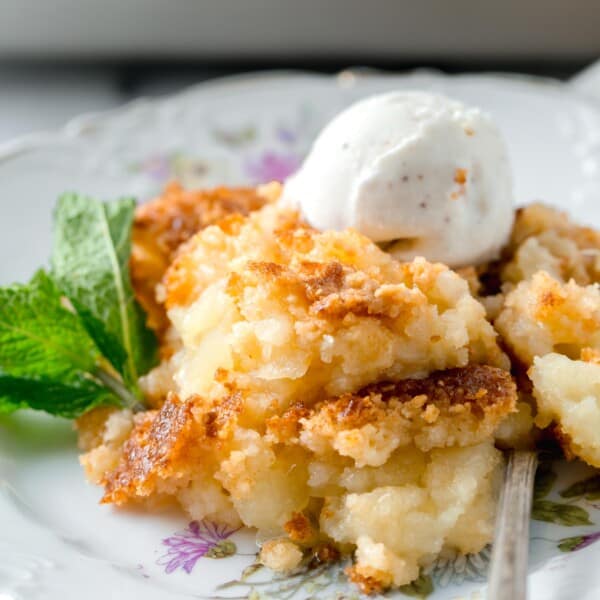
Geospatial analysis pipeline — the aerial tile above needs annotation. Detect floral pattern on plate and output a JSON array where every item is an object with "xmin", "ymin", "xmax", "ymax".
[
  {"xmin": 158, "ymin": 521, "xmax": 240, "ymax": 574},
  {"xmin": 142, "ymin": 448, "xmax": 600, "ymax": 599},
  {"xmin": 127, "ymin": 106, "xmax": 315, "ymax": 196}
]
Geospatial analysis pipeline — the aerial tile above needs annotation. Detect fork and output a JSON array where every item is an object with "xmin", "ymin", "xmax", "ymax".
[{"xmin": 487, "ymin": 450, "xmax": 538, "ymax": 600}]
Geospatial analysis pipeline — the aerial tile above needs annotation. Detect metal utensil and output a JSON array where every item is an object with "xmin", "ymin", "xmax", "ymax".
[{"xmin": 488, "ymin": 449, "xmax": 538, "ymax": 600}]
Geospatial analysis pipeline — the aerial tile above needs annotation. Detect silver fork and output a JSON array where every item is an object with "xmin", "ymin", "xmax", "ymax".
[{"xmin": 488, "ymin": 450, "xmax": 538, "ymax": 600}]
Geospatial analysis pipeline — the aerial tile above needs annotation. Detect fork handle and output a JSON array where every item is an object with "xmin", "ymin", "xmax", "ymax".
[{"xmin": 487, "ymin": 450, "xmax": 538, "ymax": 600}]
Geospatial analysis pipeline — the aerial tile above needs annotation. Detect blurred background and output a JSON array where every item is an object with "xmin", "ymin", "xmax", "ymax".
[{"xmin": 1, "ymin": 0, "xmax": 600, "ymax": 143}]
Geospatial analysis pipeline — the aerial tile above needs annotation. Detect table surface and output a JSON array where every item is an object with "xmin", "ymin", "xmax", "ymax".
[{"xmin": 0, "ymin": 61, "xmax": 591, "ymax": 145}]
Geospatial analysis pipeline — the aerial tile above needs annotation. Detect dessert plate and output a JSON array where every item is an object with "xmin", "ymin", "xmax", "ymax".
[{"xmin": 2, "ymin": 68, "xmax": 600, "ymax": 600}]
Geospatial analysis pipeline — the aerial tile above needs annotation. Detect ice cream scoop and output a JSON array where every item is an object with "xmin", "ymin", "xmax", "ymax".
[{"xmin": 281, "ymin": 91, "xmax": 514, "ymax": 267}]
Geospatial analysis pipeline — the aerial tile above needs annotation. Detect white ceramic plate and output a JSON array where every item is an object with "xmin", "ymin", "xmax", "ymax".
[{"xmin": 2, "ymin": 69, "xmax": 600, "ymax": 600}]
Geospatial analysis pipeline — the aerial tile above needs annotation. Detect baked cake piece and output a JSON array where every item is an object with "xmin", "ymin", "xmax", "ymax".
[
  {"xmin": 131, "ymin": 182, "xmax": 278, "ymax": 333},
  {"xmin": 502, "ymin": 203, "xmax": 600, "ymax": 287},
  {"xmin": 94, "ymin": 366, "xmax": 515, "ymax": 590},
  {"xmin": 481, "ymin": 203, "xmax": 600, "ymax": 468},
  {"xmin": 80, "ymin": 200, "xmax": 516, "ymax": 591},
  {"xmin": 495, "ymin": 270, "xmax": 600, "ymax": 366},
  {"xmin": 530, "ymin": 353, "xmax": 600, "ymax": 468}
]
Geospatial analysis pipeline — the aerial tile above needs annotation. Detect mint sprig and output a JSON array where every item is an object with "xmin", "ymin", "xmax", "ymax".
[
  {"xmin": 0, "ymin": 195, "xmax": 158, "ymax": 418},
  {"xmin": 52, "ymin": 194, "xmax": 157, "ymax": 389}
]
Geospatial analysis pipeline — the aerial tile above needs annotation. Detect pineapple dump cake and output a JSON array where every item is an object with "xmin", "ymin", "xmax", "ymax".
[
  {"xmin": 80, "ymin": 189, "xmax": 515, "ymax": 591},
  {"xmin": 71, "ymin": 94, "xmax": 600, "ymax": 592}
]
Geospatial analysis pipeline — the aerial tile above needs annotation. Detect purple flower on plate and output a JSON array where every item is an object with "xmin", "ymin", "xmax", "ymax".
[
  {"xmin": 276, "ymin": 127, "xmax": 297, "ymax": 145},
  {"xmin": 558, "ymin": 531, "xmax": 600, "ymax": 553},
  {"xmin": 157, "ymin": 520, "xmax": 239, "ymax": 574},
  {"xmin": 244, "ymin": 151, "xmax": 301, "ymax": 183},
  {"xmin": 133, "ymin": 154, "xmax": 173, "ymax": 182}
]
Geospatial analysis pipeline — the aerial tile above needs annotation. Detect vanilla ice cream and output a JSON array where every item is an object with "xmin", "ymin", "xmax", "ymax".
[{"xmin": 281, "ymin": 91, "xmax": 514, "ymax": 267}]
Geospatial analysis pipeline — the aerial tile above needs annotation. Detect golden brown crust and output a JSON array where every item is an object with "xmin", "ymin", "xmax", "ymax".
[
  {"xmin": 101, "ymin": 366, "xmax": 515, "ymax": 507},
  {"xmin": 301, "ymin": 261, "xmax": 346, "ymax": 301},
  {"xmin": 310, "ymin": 543, "xmax": 341, "ymax": 566},
  {"xmin": 203, "ymin": 392, "xmax": 243, "ymax": 439},
  {"xmin": 131, "ymin": 182, "xmax": 270, "ymax": 332},
  {"xmin": 102, "ymin": 394, "xmax": 196, "ymax": 504},
  {"xmin": 266, "ymin": 403, "xmax": 311, "ymax": 444},
  {"xmin": 284, "ymin": 512, "xmax": 317, "ymax": 545},
  {"xmin": 75, "ymin": 406, "xmax": 118, "ymax": 451},
  {"xmin": 296, "ymin": 365, "xmax": 517, "ymax": 460},
  {"xmin": 581, "ymin": 347, "xmax": 600, "ymax": 365},
  {"xmin": 301, "ymin": 365, "xmax": 515, "ymax": 433},
  {"xmin": 352, "ymin": 365, "xmax": 516, "ymax": 421},
  {"xmin": 345, "ymin": 566, "xmax": 385, "ymax": 595},
  {"xmin": 163, "ymin": 207, "xmax": 306, "ymax": 311},
  {"xmin": 161, "ymin": 244, "xmax": 202, "ymax": 310},
  {"xmin": 508, "ymin": 203, "xmax": 600, "ymax": 251},
  {"xmin": 243, "ymin": 258, "xmax": 404, "ymax": 320}
]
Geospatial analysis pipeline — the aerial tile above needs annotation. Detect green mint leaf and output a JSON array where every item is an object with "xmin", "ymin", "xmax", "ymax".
[
  {"xmin": 51, "ymin": 194, "xmax": 158, "ymax": 388},
  {"xmin": 0, "ymin": 271, "xmax": 103, "ymax": 381},
  {"xmin": 0, "ymin": 392, "xmax": 25, "ymax": 414},
  {"xmin": 0, "ymin": 374, "xmax": 115, "ymax": 419},
  {"xmin": 68, "ymin": 300, "xmax": 128, "ymax": 382},
  {"xmin": 0, "ymin": 271, "xmax": 118, "ymax": 416}
]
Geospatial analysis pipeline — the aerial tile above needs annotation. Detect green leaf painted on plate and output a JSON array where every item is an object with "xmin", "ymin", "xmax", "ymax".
[
  {"xmin": 51, "ymin": 194, "xmax": 158, "ymax": 388},
  {"xmin": 558, "ymin": 536, "xmax": 586, "ymax": 552},
  {"xmin": 399, "ymin": 572, "xmax": 434, "ymax": 598},
  {"xmin": 241, "ymin": 562, "xmax": 264, "ymax": 581},
  {"xmin": 206, "ymin": 540, "xmax": 237, "ymax": 559},
  {"xmin": 532, "ymin": 500, "xmax": 592, "ymax": 526},
  {"xmin": 560, "ymin": 475, "xmax": 600, "ymax": 500},
  {"xmin": 534, "ymin": 463, "xmax": 557, "ymax": 500}
]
